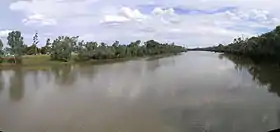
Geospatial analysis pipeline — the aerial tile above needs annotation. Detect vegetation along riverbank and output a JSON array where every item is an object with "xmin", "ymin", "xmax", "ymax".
[
  {"xmin": 189, "ymin": 25, "xmax": 280, "ymax": 64},
  {"xmin": 0, "ymin": 31, "xmax": 187, "ymax": 68}
]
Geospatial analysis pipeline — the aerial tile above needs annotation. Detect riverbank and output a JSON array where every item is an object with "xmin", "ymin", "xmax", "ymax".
[{"xmin": 0, "ymin": 53, "xmax": 181, "ymax": 70}]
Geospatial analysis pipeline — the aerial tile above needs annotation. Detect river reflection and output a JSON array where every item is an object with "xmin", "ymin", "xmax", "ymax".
[
  {"xmin": 51, "ymin": 65, "xmax": 77, "ymax": 86},
  {"xmin": 0, "ymin": 52, "xmax": 280, "ymax": 132},
  {"xmin": 219, "ymin": 54, "xmax": 280, "ymax": 97},
  {"xmin": 9, "ymin": 68, "xmax": 24, "ymax": 101}
]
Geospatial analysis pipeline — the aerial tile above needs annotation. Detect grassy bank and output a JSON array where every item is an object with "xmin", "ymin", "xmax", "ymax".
[
  {"xmin": 0, "ymin": 53, "xmax": 181, "ymax": 69},
  {"xmin": 0, "ymin": 55, "xmax": 72, "ymax": 67}
]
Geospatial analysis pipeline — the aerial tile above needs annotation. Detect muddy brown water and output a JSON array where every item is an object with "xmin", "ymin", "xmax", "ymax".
[{"xmin": 0, "ymin": 51, "xmax": 280, "ymax": 132}]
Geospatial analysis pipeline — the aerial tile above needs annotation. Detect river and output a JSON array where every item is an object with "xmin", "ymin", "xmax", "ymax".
[{"xmin": 0, "ymin": 51, "xmax": 280, "ymax": 132}]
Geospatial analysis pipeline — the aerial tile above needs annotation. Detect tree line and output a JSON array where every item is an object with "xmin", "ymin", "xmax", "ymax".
[
  {"xmin": 190, "ymin": 25, "xmax": 280, "ymax": 63},
  {"xmin": 0, "ymin": 31, "xmax": 187, "ymax": 64}
]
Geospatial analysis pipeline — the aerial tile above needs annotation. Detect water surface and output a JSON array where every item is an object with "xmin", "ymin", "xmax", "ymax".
[{"xmin": 0, "ymin": 51, "xmax": 280, "ymax": 132}]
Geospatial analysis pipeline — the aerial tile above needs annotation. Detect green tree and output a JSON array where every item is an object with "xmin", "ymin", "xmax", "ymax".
[
  {"xmin": 22, "ymin": 44, "xmax": 28, "ymax": 55},
  {"xmin": 196, "ymin": 25, "xmax": 280, "ymax": 63},
  {"xmin": 40, "ymin": 46, "xmax": 47, "ymax": 54},
  {"xmin": 3, "ymin": 47, "xmax": 10, "ymax": 56},
  {"xmin": 41, "ymin": 38, "xmax": 52, "ymax": 54},
  {"xmin": 112, "ymin": 41, "xmax": 119, "ymax": 47},
  {"xmin": 0, "ymin": 39, "xmax": 4, "ymax": 63},
  {"xmin": 26, "ymin": 44, "xmax": 40, "ymax": 55},
  {"xmin": 75, "ymin": 39, "xmax": 186, "ymax": 61},
  {"xmin": 50, "ymin": 36, "xmax": 78, "ymax": 62},
  {"xmin": 7, "ymin": 31, "xmax": 24, "ymax": 64},
  {"xmin": 32, "ymin": 31, "xmax": 39, "ymax": 55}
]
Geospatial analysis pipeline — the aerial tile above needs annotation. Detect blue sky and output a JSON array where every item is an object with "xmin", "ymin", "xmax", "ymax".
[{"xmin": 1, "ymin": 0, "xmax": 280, "ymax": 48}]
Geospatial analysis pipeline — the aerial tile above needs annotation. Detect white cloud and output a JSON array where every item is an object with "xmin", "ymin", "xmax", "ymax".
[
  {"xmin": 101, "ymin": 7, "xmax": 147, "ymax": 24},
  {"xmin": 22, "ymin": 13, "xmax": 57, "ymax": 26},
  {"xmin": 152, "ymin": 7, "xmax": 180, "ymax": 24},
  {"xmin": 101, "ymin": 15, "xmax": 130, "ymax": 23},
  {"xmin": 225, "ymin": 9, "xmax": 279, "ymax": 25},
  {"xmin": 152, "ymin": 7, "xmax": 175, "ymax": 16},
  {"xmin": 0, "ymin": 30, "xmax": 13, "ymax": 38},
  {"xmin": 7, "ymin": 0, "xmax": 280, "ymax": 47},
  {"xmin": 9, "ymin": 0, "xmax": 99, "ymax": 26},
  {"xmin": 119, "ymin": 7, "xmax": 147, "ymax": 21}
]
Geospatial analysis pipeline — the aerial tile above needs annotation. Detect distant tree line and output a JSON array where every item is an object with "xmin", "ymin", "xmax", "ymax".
[
  {"xmin": 190, "ymin": 25, "xmax": 280, "ymax": 63},
  {"xmin": 0, "ymin": 31, "xmax": 187, "ymax": 64}
]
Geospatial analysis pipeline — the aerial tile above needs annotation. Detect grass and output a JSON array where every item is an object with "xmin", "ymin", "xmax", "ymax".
[
  {"xmin": 0, "ymin": 55, "xmax": 69, "ymax": 69},
  {"xmin": 22, "ymin": 54, "xmax": 54, "ymax": 65},
  {"xmin": 0, "ymin": 54, "xmax": 84, "ymax": 70},
  {"xmin": 0, "ymin": 53, "xmax": 180, "ymax": 69}
]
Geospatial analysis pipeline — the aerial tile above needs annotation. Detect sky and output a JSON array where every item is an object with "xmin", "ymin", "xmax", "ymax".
[{"xmin": 0, "ymin": 0, "xmax": 280, "ymax": 48}]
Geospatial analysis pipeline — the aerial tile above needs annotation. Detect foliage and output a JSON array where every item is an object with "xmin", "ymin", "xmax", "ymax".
[
  {"xmin": 7, "ymin": 31, "xmax": 24, "ymax": 63},
  {"xmin": 1, "ymin": 31, "xmax": 186, "ymax": 64},
  {"xmin": 26, "ymin": 44, "xmax": 40, "ymax": 55},
  {"xmin": 32, "ymin": 31, "xmax": 39, "ymax": 55},
  {"xmin": 39, "ymin": 38, "xmax": 52, "ymax": 55},
  {"xmin": 0, "ymin": 39, "xmax": 4, "ymax": 63},
  {"xmin": 76, "ymin": 41, "xmax": 98, "ymax": 61},
  {"xmin": 0, "ymin": 39, "xmax": 4, "ymax": 56},
  {"xmin": 192, "ymin": 25, "xmax": 280, "ymax": 63},
  {"xmin": 40, "ymin": 46, "xmax": 47, "ymax": 54},
  {"xmin": 50, "ymin": 36, "xmax": 79, "ymax": 62},
  {"xmin": 76, "ymin": 40, "xmax": 186, "ymax": 61}
]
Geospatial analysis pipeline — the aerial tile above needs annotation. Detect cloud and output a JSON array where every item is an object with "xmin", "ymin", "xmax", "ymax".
[
  {"xmin": 101, "ymin": 7, "xmax": 147, "ymax": 24},
  {"xmin": 22, "ymin": 13, "xmax": 57, "ymax": 26},
  {"xmin": 148, "ymin": 6, "xmax": 237, "ymax": 15},
  {"xmin": 0, "ymin": 30, "xmax": 13, "ymax": 38},
  {"xmin": 9, "ymin": 0, "xmax": 99, "ymax": 26},
  {"xmin": 152, "ymin": 7, "xmax": 175, "ymax": 15},
  {"xmin": 150, "ymin": 7, "xmax": 180, "ymax": 24},
  {"xmin": 101, "ymin": 15, "xmax": 130, "ymax": 24},
  {"xmin": 6, "ymin": 0, "xmax": 280, "ymax": 47},
  {"xmin": 119, "ymin": 7, "xmax": 147, "ymax": 21},
  {"xmin": 97, "ymin": 5, "xmax": 256, "ymax": 47},
  {"xmin": 225, "ymin": 9, "xmax": 279, "ymax": 25}
]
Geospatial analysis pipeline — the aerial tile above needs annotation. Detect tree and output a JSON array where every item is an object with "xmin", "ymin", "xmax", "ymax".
[
  {"xmin": 32, "ymin": 31, "xmax": 39, "ymax": 55},
  {"xmin": 1, "ymin": 31, "xmax": 186, "ymax": 63},
  {"xmin": 50, "ymin": 36, "xmax": 78, "ymax": 62},
  {"xmin": 22, "ymin": 44, "xmax": 28, "ymax": 55},
  {"xmin": 112, "ymin": 41, "xmax": 119, "ymax": 47},
  {"xmin": 41, "ymin": 38, "xmax": 52, "ymax": 54},
  {"xmin": 26, "ymin": 44, "xmax": 39, "ymax": 55},
  {"xmin": 7, "ymin": 31, "xmax": 24, "ymax": 64},
  {"xmin": 197, "ymin": 25, "xmax": 280, "ymax": 63},
  {"xmin": 0, "ymin": 39, "xmax": 4, "ymax": 63},
  {"xmin": 3, "ymin": 47, "xmax": 10, "ymax": 56},
  {"xmin": 40, "ymin": 46, "xmax": 47, "ymax": 54},
  {"xmin": 75, "ymin": 39, "xmax": 186, "ymax": 61}
]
